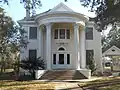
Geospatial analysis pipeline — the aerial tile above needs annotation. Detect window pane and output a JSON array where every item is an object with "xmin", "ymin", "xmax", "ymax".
[
  {"xmin": 29, "ymin": 50, "xmax": 37, "ymax": 60},
  {"xmin": 60, "ymin": 29, "xmax": 65, "ymax": 39},
  {"xmin": 67, "ymin": 54, "xmax": 70, "ymax": 64},
  {"xmin": 54, "ymin": 29, "xmax": 58, "ymax": 39},
  {"xmin": 66, "ymin": 29, "xmax": 70, "ymax": 39},
  {"xmin": 59, "ymin": 54, "xmax": 64, "ymax": 64},
  {"xmin": 29, "ymin": 27, "xmax": 37, "ymax": 39},
  {"xmin": 86, "ymin": 50, "xmax": 94, "ymax": 65},
  {"xmin": 53, "ymin": 54, "xmax": 56, "ymax": 64},
  {"xmin": 85, "ymin": 27, "xmax": 93, "ymax": 40}
]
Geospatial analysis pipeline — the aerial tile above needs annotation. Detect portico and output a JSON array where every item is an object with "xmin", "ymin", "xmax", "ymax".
[{"xmin": 38, "ymin": 22, "xmax": 87, "ymax": 70}]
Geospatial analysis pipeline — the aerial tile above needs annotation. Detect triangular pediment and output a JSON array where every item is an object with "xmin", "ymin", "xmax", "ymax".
[
  {"xmin": 50, "ymin": 2, "xmax": 74, "ymax": 12},
  {"xmin": 103, "ymin": 46, "xmax": 120, "ymax": 56}
]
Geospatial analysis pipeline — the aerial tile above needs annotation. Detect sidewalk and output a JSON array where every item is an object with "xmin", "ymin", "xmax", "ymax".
[
  {"xmin": 53, "ymin": 82, "xmax": 82, "ymax": 90},
  {"xmin": 33, "ymin": 77, "xmax": 102, "ymax": 89}
]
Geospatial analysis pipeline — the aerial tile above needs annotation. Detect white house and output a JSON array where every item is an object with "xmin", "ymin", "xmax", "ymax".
[{"xmin": 18, "ymin": 3, "xmax": 102, "ymax": 78}]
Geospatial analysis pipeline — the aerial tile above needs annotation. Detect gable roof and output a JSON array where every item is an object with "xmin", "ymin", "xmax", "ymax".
[
  {"xmin": 50, "ymin": 2, "xmax": 74, "ymax": 12},
  {"xmin": 103, "ymin": 45, "xmax": 120, "ymax": 56}
]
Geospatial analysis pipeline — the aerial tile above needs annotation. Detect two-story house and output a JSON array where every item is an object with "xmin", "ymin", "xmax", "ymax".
[{"xmin": 18, "ymin": 3, "xmax": 102, "ymax": 79}]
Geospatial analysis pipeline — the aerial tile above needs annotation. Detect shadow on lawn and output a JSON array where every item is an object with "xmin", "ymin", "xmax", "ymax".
[{"xmin": 0, "ymin": 71, "xmax": 35, "ymax": 81}]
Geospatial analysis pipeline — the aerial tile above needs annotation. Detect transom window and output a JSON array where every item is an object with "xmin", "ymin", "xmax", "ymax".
[
  {"xmin": 58, "ymin": 47, "xmax": 65, "ymax": 51},
  {"xmin": 54, "ymin": 29, "xmax": 70, "ymax": 39}
]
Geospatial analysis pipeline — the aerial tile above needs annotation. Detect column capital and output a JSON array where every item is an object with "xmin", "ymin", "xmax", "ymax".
[
  {"xmin": 74, "ymin": 23, "xmax": 79, "ymax": 29},
  {"xmin": 76, "ymin": 21, "xmax": 85, "ymax": 26},
  {"xmin": 44, "ymin": 23, "xmax": 53, "ymax": 27}
]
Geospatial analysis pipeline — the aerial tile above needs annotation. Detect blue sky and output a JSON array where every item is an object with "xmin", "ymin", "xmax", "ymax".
[{"xmin": 1, "ymin": 0, "xmax": 95, "ymax": 22}]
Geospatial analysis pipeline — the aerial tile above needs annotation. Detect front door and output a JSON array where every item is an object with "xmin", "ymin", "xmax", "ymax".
[
  {"xmin": 59, "ymin": 54, "xmax": 64, "ymax": 64},
  {"xmin": 52, "ymin": 53, "xmax": 71, "ymax": 69}
]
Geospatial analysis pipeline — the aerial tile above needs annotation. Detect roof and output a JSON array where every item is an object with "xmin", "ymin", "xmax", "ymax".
[
  {"xmin": 103, "ymin": 45, "xmax": 120, "ymax": 56},
  {"xmin": 18, "ymin": 2, "xmax": 89, "ymax": 23}
]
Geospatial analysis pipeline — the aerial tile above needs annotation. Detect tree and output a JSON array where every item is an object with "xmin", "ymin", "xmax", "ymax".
[
  {"xmin": 86, "ymin": 51, "xmax": 97, "ymax": 75},
  {"xmin": 0, "ymin": 0, "xmax": 42, "ymax": 16},
  {"xmin": 102, "ymin": 26, "xmax": 120, "ymax": 52},
  {"xmin": 0, "ymin": 7, "xmax": 28, "ymax": 73},
  {"xmin": 20, "ymin": 57, "xmax": 45, "ymax": 78}
]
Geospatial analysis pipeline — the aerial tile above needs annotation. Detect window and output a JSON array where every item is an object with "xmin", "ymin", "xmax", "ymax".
[
  {"xmin": 67, "ymin": 54, "xmax": 70, "ymax": 64},
  {"xmin": 86, "ymin": 50, "xmax": 94, "ymax": 65},
  {"xmin": 54, "ymin": 29, "xmax": 70, "ymax": 39},
  {"xmin": 54, "ymin": 29, "xmax": 58, "ymax": 39},
  {"xmin": 66, "ymin": 29, "xmax": 70, "ymax": 39},
  {"xmin": 53, "ymin": 54, "xmax": 56, "ymax": 64},
  {"xmin": 59, "ymin": 54, "xmax": 64, "ymax": 64},
  {"xmin": 60, "ymin": 29, "xmax": 65, "ymax": 39},
  {"xmin": 29, "ymin": 27, "xmax": 37, "ymax": 39},
  {"xmin": 29, "ymin": 49, "xmax": 37, "ymax": 60},
  {"xmin": 85, "ymin": 27, "xmax": 93, "ymax": 40}
]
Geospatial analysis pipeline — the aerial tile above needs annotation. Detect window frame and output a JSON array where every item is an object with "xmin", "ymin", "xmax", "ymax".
[
  {"xmin": 29, "ymin": 49, "xmax": 37, "ymax": 60},
  {"xmin": 54, "ymin": 28, "xmax": 70, "ymax": 39},
  {"xmin": 67, "ymin": 54, "xmax": 70, "ymax": 64},
  {"xmin": 53, "ymin": 54, "xmax": 56, "ymax": 64},
  {"xmin": 85, "ymin": 27, "xmax": 93, "ymax": 40},
  {"xmin": 29, "ymin": 27, "xmax": 37, "ymax": 39}
]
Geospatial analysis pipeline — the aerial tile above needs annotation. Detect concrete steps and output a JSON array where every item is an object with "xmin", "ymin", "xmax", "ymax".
[{"xmin": 40, "ymin": 70, "xmax": 87, "ymax": 80}]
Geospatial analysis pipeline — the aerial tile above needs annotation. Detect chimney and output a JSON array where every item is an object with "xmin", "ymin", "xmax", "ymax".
[
  {"xmin": 26, "ymin": 8, "xmax": 30, "ymax": 19},
  {"xmin": 26, "ymin": 0, "xmax": 30, "ymax": 19}
]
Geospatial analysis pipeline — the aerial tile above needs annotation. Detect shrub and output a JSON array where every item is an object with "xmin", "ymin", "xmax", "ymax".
[
  {"xmin": 86, "ymin": 52, "xmax": 97, "ymax": 75},
  {"xmin": 20, "ymin": 57, "xmax": 45, "ymax": 78}
]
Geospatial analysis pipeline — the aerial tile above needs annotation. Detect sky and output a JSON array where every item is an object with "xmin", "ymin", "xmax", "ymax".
[{"xmin": 1, "ymin": 0, "xmax": 96, "ymax": 22}]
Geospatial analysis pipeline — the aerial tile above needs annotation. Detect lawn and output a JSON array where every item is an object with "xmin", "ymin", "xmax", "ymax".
[
  {"xmin": 0, "ymin": 70, "xmax": 120, "ymax": 90},
  {"xmin": 99, "ymin": 84, "xmax": 120, "ymax": 90},
  {"xmin": 79, "ymin": 77, "xmax": 120, "ymax": 90},
  {"xmin": 0, "ymin": 80, "xmax": 55, "ymax": 90}
]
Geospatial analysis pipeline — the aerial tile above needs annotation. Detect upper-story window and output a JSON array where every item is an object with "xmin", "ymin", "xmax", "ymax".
[
  {"xmin": 85, "ymin": 27, "xmax": 93, "ymax": 40},
  {"xmin": 54, "ymin": 28, "xmax": 70, "ymax": 39},
  {"xmin": 29, "ymin": 27, "xmax": 37, "ymax": 39}
]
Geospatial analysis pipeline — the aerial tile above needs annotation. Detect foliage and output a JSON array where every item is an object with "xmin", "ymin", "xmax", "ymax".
[
  {"xmin": 80, "ymin": 0, "xmax": 120, "ymax": 31},
  {"xmin": 20, "ymin": 57, "xmax": 45, "ymax": 78},
  {"xmin": 0, "ymin": 0, "xmax": 42, "ymax": 16},
  {"xmin": 0, "ymin": 7, "xmax": 28, "ymax": 73},
  {"xmin": 87, "ymin": 52, "xmax": 97, "ymax": 75},
  {"xmin": 65, "ymin": 0, "xmax": 120, "ymax": 31},
  {"xmin": 102, "ymin": 26, "xmax": 120, "ymax": 52},
  {"xmin": 1, "ymin": 0, "xmax": 120, "ymax": 31}
]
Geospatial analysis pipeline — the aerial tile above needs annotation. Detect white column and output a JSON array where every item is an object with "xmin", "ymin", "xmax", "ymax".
[
  {"xmin": 46, "ymin": 23, "xmax": 52, "ymax": 70},
  {"xmin": 74, "ymin": 23, "xmax": 80, "ymax": 70},
  {"xmin": 38, "ymin": 26, "xmax": 42, "ymax": 58},
  {"xmin": 80, "ymin": 27, "xmax": 86, "ymax": 69}
]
